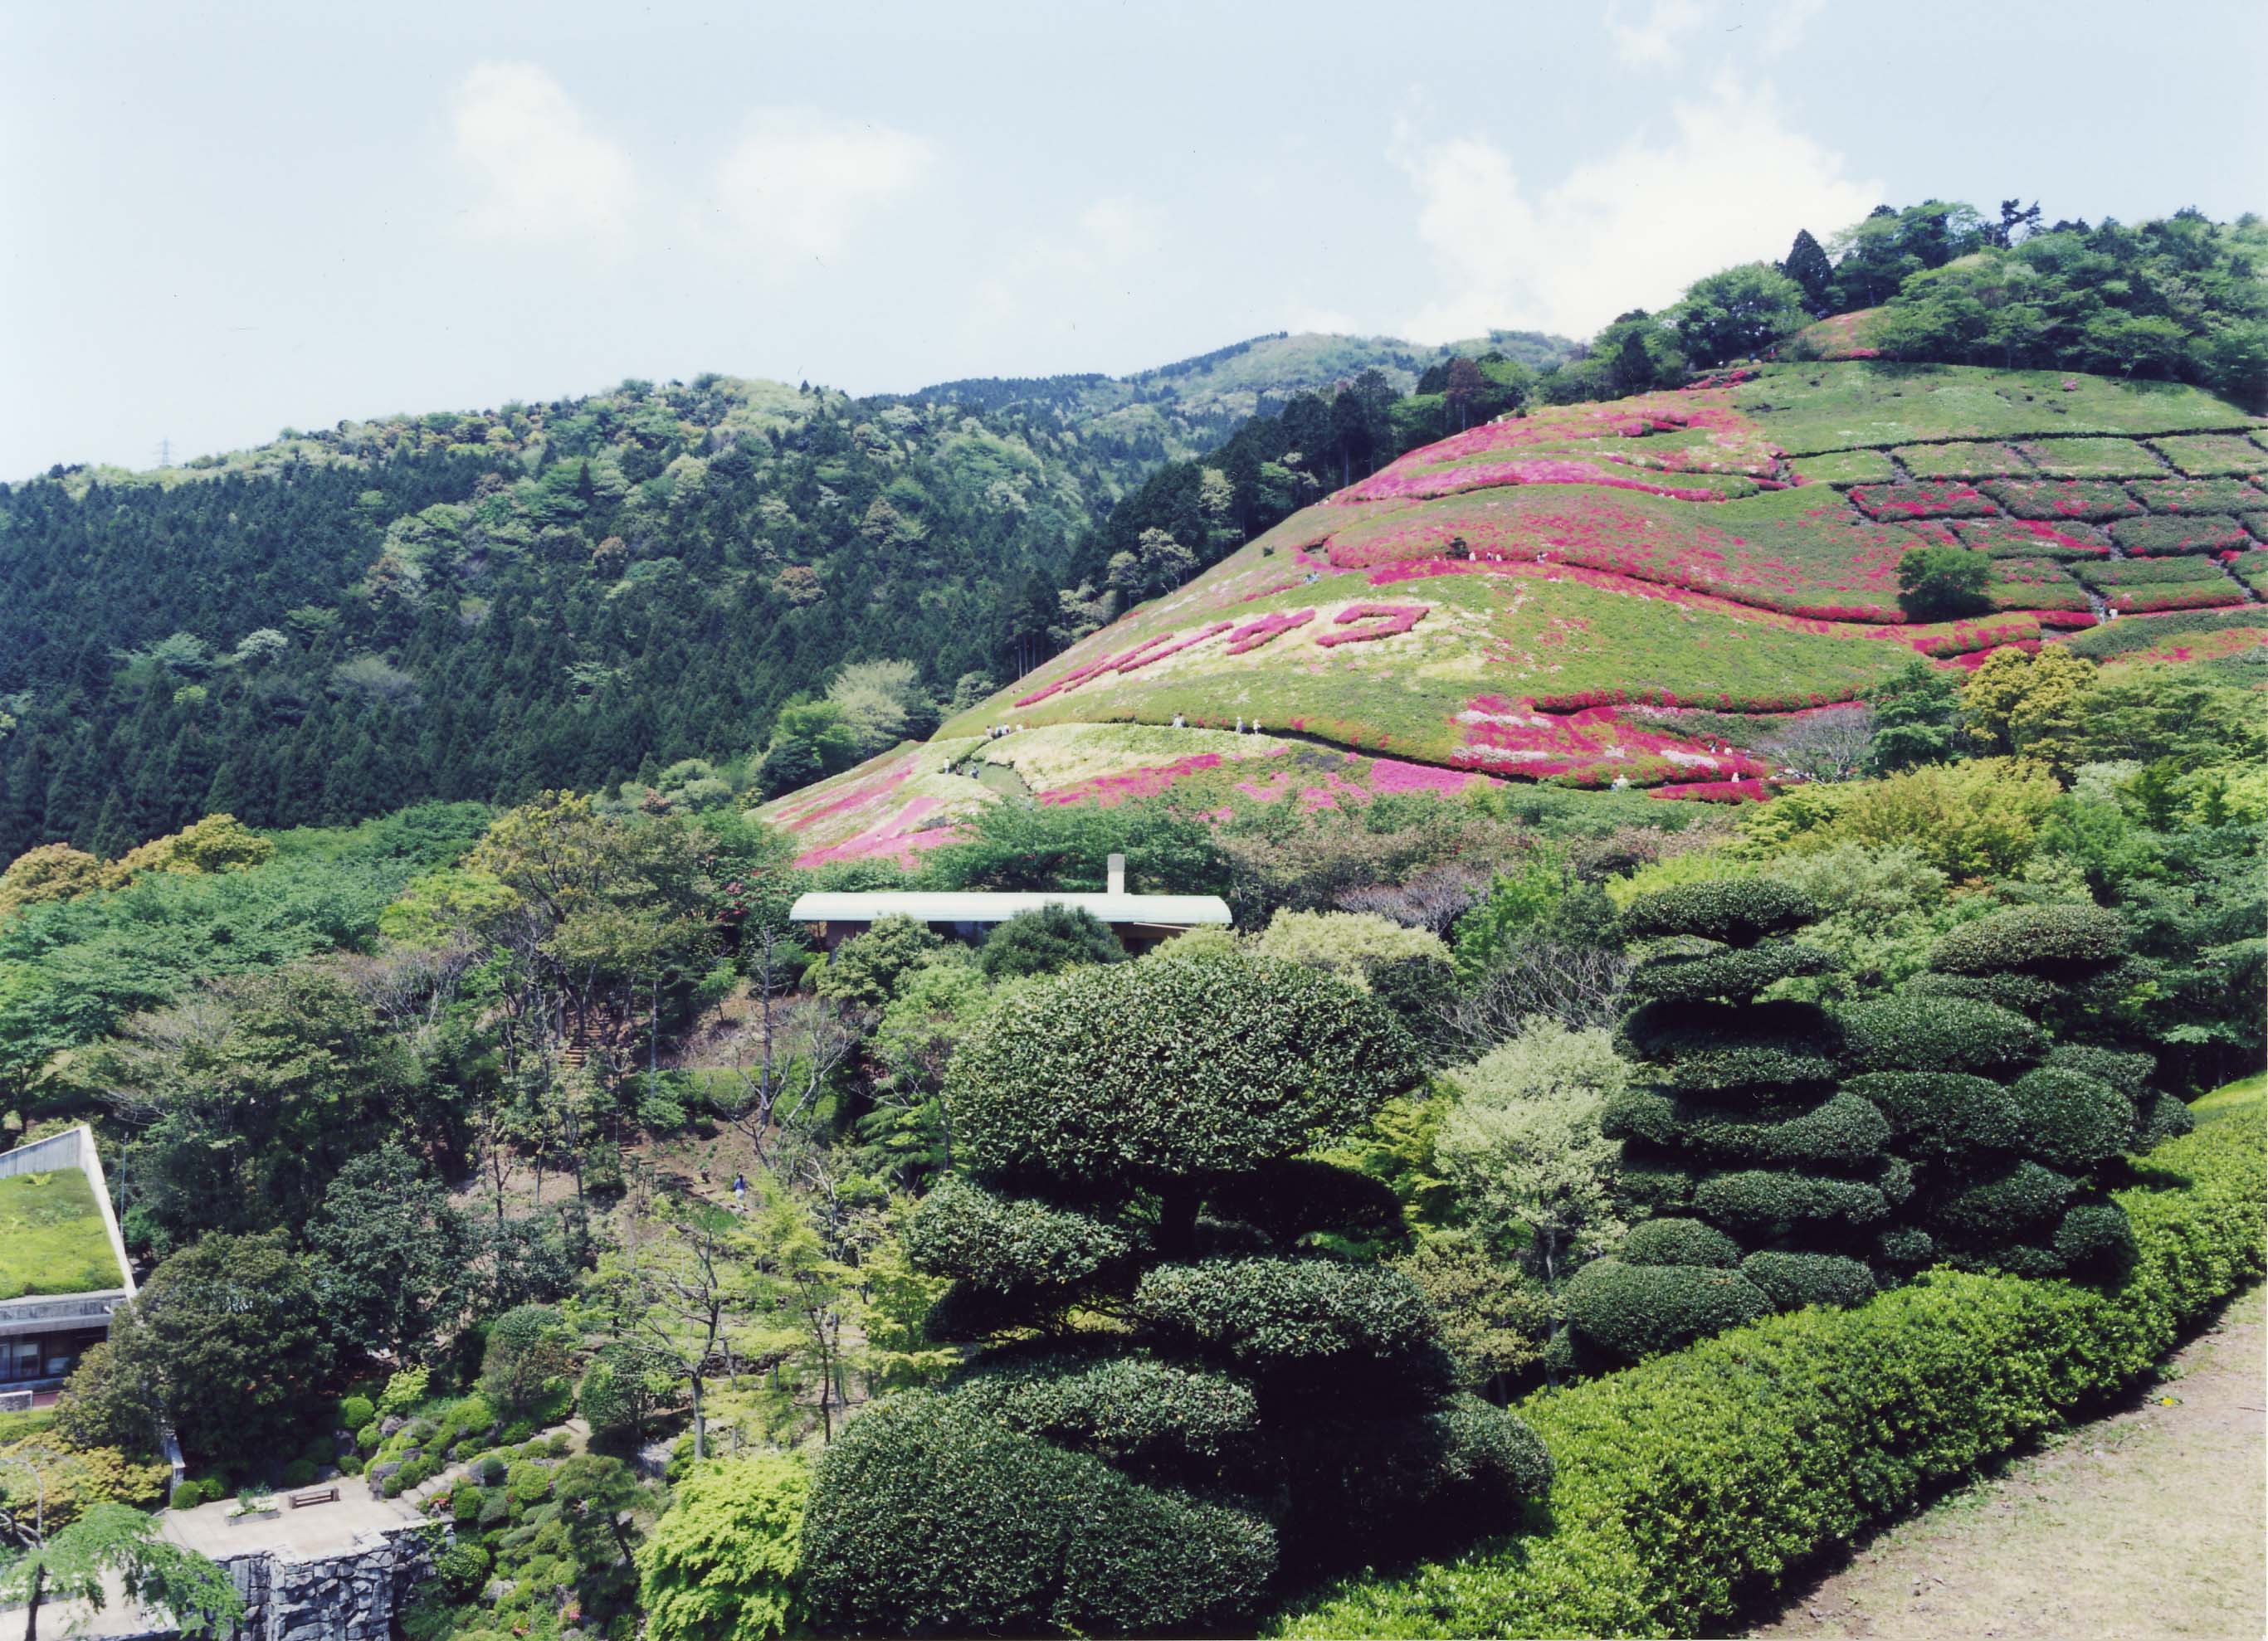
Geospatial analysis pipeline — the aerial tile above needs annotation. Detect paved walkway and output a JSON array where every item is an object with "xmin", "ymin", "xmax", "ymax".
[{"xmin": 1752, "ymin": 1283, "xmax": 2266, "ymax": 1641}]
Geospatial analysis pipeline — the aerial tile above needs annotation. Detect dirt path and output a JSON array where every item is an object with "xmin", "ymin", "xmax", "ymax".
[{"xmin": 1751, "ymin": 1283, "xmax": 2266, "ymax": 1641}]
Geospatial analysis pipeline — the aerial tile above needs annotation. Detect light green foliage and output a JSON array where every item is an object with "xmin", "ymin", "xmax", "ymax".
[
  {"xmin": 816, "ymin": 914, "xmax": 944, "ymax": 1009},
  {"xmin": 0, "ymin": 1166, "xmax": 120, "ymax": 1300},
  {"xmin": 1760, "ymin": 844, "xmax": 1950, "ymax": 1001},
  {"xmin": 1436, "ymin": 1020, "xmax": 1630, "ymax": 1278},
  {"xmin": 0, "ymin": 842, "xmax": 106, "ymax": 918},
  {"xmin": 0, "ymin": 1502, "xmax": 243, "ymax": 1637},
  {"xmin": 826, "ymin": 660, "xmax": 929, "ymax": 757},
  {"xmin": 638, "ymin": 1456, "xmax": 810, "ymax": 1641},
  {"xmin": 1671, "ymin": 263, "xmax": 1812, "ymax": 368},
  {"xmin": 1451, "ymin": 850, "xmax": 1568, "ymax": 979},
  {"xmin": 1251, "ymin": 908, "xmax": 1451, "ymax": 992}
]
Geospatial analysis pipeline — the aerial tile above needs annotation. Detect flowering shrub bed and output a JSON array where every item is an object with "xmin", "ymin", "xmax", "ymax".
[
  {"xmin": 1115, "ymin": 621, "xmax": 1235, "ymax": 674},
  {"xmin": 1949, "ymin": 518, "xmax": 2109, "ymax": 558},
  {"xmin": 2106, "ymin": 515, "xmax": 2251, "ymax": 555},
  {"xmin": 1339, "ymin": 454, "xmax": 1745, "ymax": 507},
  {"xmin": 2015, "ymin": 436, "xmax": 2163, "ymax": 478},
  {"xmin": 1314, "ymin": 603, "xmax": 1428, "ymax": 646},
  {"xmin": 1984, "ymin": 561, "xmax": 2089, "ymax": 613},
  {"xmin": 2246, "ymin": 512, "xmax": 2268, "ymax": 544},
  {"xmin": 1980, "ymin": 480, "xmax": 2144, "ymax": 521},
  {"xmin": 1223, "ymin": 608, "xmax": 1316, "ymax": 653},
  {"xmin": 1036, "ymin": 752, "xmax": 1237, "ymax": 809},
  {"xmin": 2105, "ymin": 581, "xmax": 2248, "ymax": 614},
  {"xmin": 1893, "ymin": 441, "xmax": 2029, "ymax": 480},
  {"xmin": 2229, "ymin": 553, "xmax": 2268, "ymax": 596},
  {"xmin": 1648, "ymin": 777, "xmax": 1775, "ymax": 803},
  {"xmin": 1847, "ymin": 482, "xmax": 1996, "ymax": 521},
  {"xmin": 2153, "ymin": 433, "xmax": 2268, "ymax": 477},
  {"xmin": 1905, "ymin": 614, "xmax": 2046, "ymax": 657},
  {"xmin": 2125, "ymin": 477, "xmax": 2264, "ymax": 514},
  {"xmin": 1792, "ymin": 448, "xmax": 1897, "ymax": 485},
  {"xmin": 2075, "ymin": 556, "xmax": 2231, "ymax": 588},
  {"xmin": 1447, "ymin": 694, "xmax": 1768, "ymax": 786}
]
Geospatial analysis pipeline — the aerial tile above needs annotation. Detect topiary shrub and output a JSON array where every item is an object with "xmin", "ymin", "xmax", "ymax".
[
  {"xmin": 1617, "ymin": 1001, "xmax": 1843, "ymax": 1093},
  {"xmin": 1844, "ymin": 1071, "xmax": 2023, "ymax": 1159},
  {"xmin": 280, "ymin": 1458, "xmax": 317, "ymax": 1489},
  {"xmin": 1738, "ymin": 1251, "xmax": 1875, "ymax": 1311},
  {"xmin": 1618, "ymin": 1217, "xmax": 1742, "ymax": 1268},
  {"xmin": 807, "ymin": 951, "xmax": 1544, "ymax": 1630},
  {"xmin": 1928, "ymin": 1161, "xmax": 2077, "ymax": 1246},
  {"xmin": 2051, "ymin": 1200, "xmax": 2137, "ymax": 1275},
  {"xmin": 2043, "ymin": 1044, "xmax": 2153, "ymax": 1098},
  {"xmin": 2134, "ymin": 1092, "xmax": 2197, "ymax": 1150},
  {"xmin": 1929, "ymin": 904, "xmax": 2127, "ymax": 976},
  {"xmin": 1622, "ymin": 942, "xmax": 1835, "ymax": 1005},
  {"xmin": 1900, "ymin": 970, "xmax": 2061, "ymax": 1014},
  {"xmin": 1562, "ymin": 1261, "xmax": 1773, "ymax": 1364},
  {"xmin": 801, "ymin": 1392, "xmax": 1276, "ymax": 1639},
  {"xmin": 1840, "ymin": 995, "xmax": 2043, "ymax": 1074},
  {"xmin": 2008, "ymin": 1067, "xmax": 2135, "ymax": 1172},
  {"xmin": 1693, "ymin": 1171, "xmax": 1889, "ymax": 1232},
  {"xmin": 1618, "ymin": 881, "xmax": 1817, "ymax": 946}
]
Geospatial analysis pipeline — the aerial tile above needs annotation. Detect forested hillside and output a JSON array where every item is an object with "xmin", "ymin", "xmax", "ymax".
[{"xmin": 0, "ymin": 334, "xmax": 1569, "ymax": 859}]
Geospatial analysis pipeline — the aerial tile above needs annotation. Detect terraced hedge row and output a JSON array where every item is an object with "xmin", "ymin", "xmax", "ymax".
[{"xmin": 1273, "ymin": 1091, "xmax": 2266, "ymax": 1639}]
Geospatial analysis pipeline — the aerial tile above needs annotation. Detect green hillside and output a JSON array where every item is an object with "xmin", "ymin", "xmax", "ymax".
[{"xmin": 761, "ymin": 359, "xmax": 2266, "ymax": 865}]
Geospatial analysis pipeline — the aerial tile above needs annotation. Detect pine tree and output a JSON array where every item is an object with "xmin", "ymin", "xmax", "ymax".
[{"xmin": 1783, "ymin": 227, "xmax": 1835, "ymax": 314}]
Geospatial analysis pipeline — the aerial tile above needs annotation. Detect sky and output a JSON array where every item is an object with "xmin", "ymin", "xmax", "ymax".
[{"xmin": 4, "ymin": 0, "xmax": 2264, "ymax": 475}]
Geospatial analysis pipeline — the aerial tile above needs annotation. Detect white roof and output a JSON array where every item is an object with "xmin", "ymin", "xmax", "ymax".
[{"xmin": 789, "ymin": 890, "xmax": 1232, "ymax": 928}]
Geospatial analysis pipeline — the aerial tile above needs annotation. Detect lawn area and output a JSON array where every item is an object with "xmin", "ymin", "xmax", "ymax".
[{"xmin": 0, "ymin": 1166, "xmax": 123, "ymax": 1300}]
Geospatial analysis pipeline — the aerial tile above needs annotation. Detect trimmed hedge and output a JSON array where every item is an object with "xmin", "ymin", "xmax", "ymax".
[
  {"xmin": 802, "ymin": 1391, "xmax": 1276, "ymax": 1637},
  {"xmin": 1840, "ymin": 994, "xmax": 2042, "ymax": 1074},
  {"xmin": 1602, "ymin": 1089, "xmax": 1890, "ymax": 1167},
  {"xmin": 1692, "ymin": 1170, "xmax": 1890, "ymax": 1233},
  {"xmin": 1618, "ymin": 1217, "xmax": 1741, "ymax": 1269},
  {"xmin": 1929, "ymin": 904, "xmax": 2127, "ymax": 976},
  {"xmin": 1274, "ymin": 1090, "xmax": 2266, "ymax": 1639},
  {"xmin": 2041, "ymin": 1044, "xmax": 2154, "ymax": 1100},
  {"xmin": 1619, "ymin": 881, "xmax": 1817, "ymax": 947},
  {"xmin": 949, "ymin": 1351, "xmax": 1259, "ymax": 1472},
  {"xmin": 1617, "ymin": 1001, "xmax": 1842, "ymax": 1093},
  {"xmin": 1559, "ymin": 1260, "xmax": 1773, "ymax": 1364},
  {"xmin": 1623, "ymin": 941, "xmax": 1836, "ymax": 1005},
  {"xmin": 2106, "ymin": 514, "xmax": 2250, "ymax": 555},
  {"xmin": 1284, "ymin": 1398, "xmax": 1554, "ymax": 1567},
  {"xmin": 1738, "ymin": 1250, "xmax": 1876, "ymax": 1311},
  {"xmin": 1929, "ymin": 1160, "xmax": 2078, "ymax": 1244},
  {"xmin": 2008, "ymin": 1067, "xmax": 2135, "ymax": 1172},
  {"xmin": 900, "ymin": 1176, "xmax": 1141, "ymax": 1293},
  {"xmin": 1131, "ymin": 1259, "xmax": 1452, "ymax": 1394},
  {"xmin": 1844, "ymin": 1070, "xmax": 2022, "ymax": 1159}
]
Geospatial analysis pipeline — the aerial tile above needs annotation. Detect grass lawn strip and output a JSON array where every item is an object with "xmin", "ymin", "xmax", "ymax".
[
  {"xmin": 0, "ymin": 1167, "xmax": 123, "ymax": 1300},
  {"xmin": 2153, "ymin": 433, "xmax": 2268, "ymax": 477}
]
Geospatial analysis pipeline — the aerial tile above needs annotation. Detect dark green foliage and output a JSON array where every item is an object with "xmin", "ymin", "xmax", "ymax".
[
  {"xmin": 949, "ymin": 1351, "xmax": 1260, "ymax": 1474},
  {"xmin": 2008, "ymin": 1067, "xmax": 2136, "ymax": 1171},
  {"xmin": 2051, "ymin": 1200, "xmax": 2136, "ymax": 1275},
  {"xmin": 1561, "ymin": 1260, "xmax": 1773, "ymax": 1364},
  {"xmin": 2043, "ymin": 1044, "xmax": 2154, "ymax": 1098},
  {"xmin": 1617, "ymin": 1000, "xmax": 1841, "ymax": 1093},
  {"xmin": 1618, "ymin": 1217, "xmax": 1742, "ymax": 1269},
  {"xmin": 2134, "ymin": 1092, "xmax": 2197, "ymax": 1150},
  {"xmin": 1622, "ymin": 940, "xmax": 1834, "ymax": 1004},
  {"xmin": 1692, "ymin": 1171, "xmax": 1890, "ymax": 1233},
  {"xmin": 814, "ymin": 915, "xmax": 944, "ymax": 1009},
  {"xmin": 1130, "ymin": 1259, "xmax": 1453, "ymax": 1395},
  {"xmin": 977, "ymin": 903, "xmax": 1126, "ymax": 980},
  {"xmin": 1865, "ymin": 658, "xmax": 1960, "ymax": 774},
  {"xmin": 1602, "ymin": 1089, "xmax": 1889, "ymax": 1167},
  {"xmin": 1897, "ymin": 544, "xmax": 1992, "ymax": 620},
  {"xmin": 1839, "ymin": 994, "xmax": 2043, "ymax": 1074},
  {"xmin": 949, "ymin": 953, "xmax": 1422, "ymax": 1188},
  {"xmin": 1204, "ymin": 1158, "xmax": 1407, "ymax": 1249},
  {"xmin": 1900, "ymin": 969, "xmax": 2061, "ymax": 1014},
  {"xmin": 1738, "ymin": 1251, "xmax": 1876, "ymax": 1311},
  {"xmin": 1929, "ymin": 1161, "xmax": 2077, "ymax": 1244},
  {"xmin": 901, "ymin": 1176, "xmax": 1141, "ymax": 1293},
  {"xmin": 1279, "ymin": 1094, "xmax": 2265, "ymax": 1639},
  {"xmin": 1875, "ymin": 1226, "xmax": 1937, "ymax": 1269},
  {"xmin": 1285, "ymin": 1397, "xmax": 1553, "ymax": 1566},
  {"xmin": 800, "ymin": 1392, "xmax": 1277, "ymax": 1639},
  {"xmin": 1930, "ymin": 903, "xmax": 2128, "ymax": 976},
  {"xmin": 1618, "ymin": 881, "xmax": 1817, "ymax": 947},
  {"xmin": 1844, "ymin": 1071, "xmax": 2022, "ymax": 1159}
]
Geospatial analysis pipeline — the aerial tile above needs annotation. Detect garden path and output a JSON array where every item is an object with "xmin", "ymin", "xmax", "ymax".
[{"xmin": 1750, "ymin": 1282, "xmax": 2265, "ymax": 1640}]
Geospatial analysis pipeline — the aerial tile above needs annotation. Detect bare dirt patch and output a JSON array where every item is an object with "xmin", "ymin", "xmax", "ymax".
[{"xmin": 1749, "ymin": 1283, "xmax": 2266, "ymax": 1640}]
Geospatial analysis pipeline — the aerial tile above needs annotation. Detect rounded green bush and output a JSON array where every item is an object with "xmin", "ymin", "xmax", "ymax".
[
  {"xmin": 2052, "ymin": 1200, "xmax": 2136, "ymax": 1275},
  {"xmin": 1619, "ymin": 1217, "xmax": 1742, "ymax": 1268},
  {"xmin": 1900, "ymin": 970, "xmax": 2061, "ymax": 1015},
  {"xmin": 1563, "ymin": 1259, "xmax": 1773, "ymax": 1364},
  {"xmin": 2044, "ymin": 1044, "xmax": 2154, "ymax": 1098},
  {"xmin": 1626, "ymin": 941, "xmax": 1836, "ymax": 1005},
  {"xmin": 1604, "ymin": 1089, "xmax": 1887, "ymax": 1166},
  {"xmin": 355, "ymin": 1422, "xmax": 380, "ymax": 1454},
  {"xmin": 949, "ymin": 1351, "xmax": 1260, "ymax": 1472},
  {"xmin": 2009, "ymin": 1067, "xmax": 2135, "ymax": 1172},
  {"xmin": 800, "ymin": 1391, "xmax": 1278, "ymax": 1638},
  {"xmin": 2134, "ymin": 1091, "xmax": 2197, "ymax": 1150},
  {"xmin": 1929, "ymin": 1161, "xmax": 2077, "ymax": 1243},
  {"xmin": 1841, "ymin": 994, "xmax": 2043, "ymax": 1075},
  {"xmin": 1693, "ymin": 1170, "xmax": 1890, "ymax": 1232},
  {"xmin": 1843, "ymin": 1071, "xmax": 2022, "ymax": 1160},
  {"xmin": 949, "ymin": 953, "xmax": 1421, "ymax": 1187},
  {"xmin": 1618, "ymin": 1160, "xmax": 1700, "ymax": 1215},
  {"xmin": 1284, "ymin": 1395, "xmax": 1553, "ymax": 1567},
  {"xmin": 1875, "ymin": 1225, "xmax": 1936, "ymax": 1269},
  {"xmin": 1739, "ymin": 1251, "xmax": 1876, "ymax": 1311},
  {"xmin": 280, "ymin": 1458, "xmax": 317, "ymax": 1489},
  {"xmin": 452, "ymin": 1487, "xmax": 482, "ymax": 1525},
  {"xmin": 337, "ymin": 1395, "xmax": 375, "ymax": 1433},
  {"xmin": 1131, "ymin": 1259, "xmax": 1452, "ymax": 1395},
  {"xmin": 900, "ymin": 1176, "xmax": 1143, "ymax": 1293},
  {"xmin": 1619, "ymin": 881, "xmax": 1817, "ymax": 947},
  {"xmin": 1617, "ymin": 1000, "xmax": 1841, "ymax": 1093},
  {"xmin": 978, "ymin": 903, "xmax": 1127, "ymax": 981},
  {"xmin": 1929, "ymin": 904, "xmax": 2126, "ymax": 976}
]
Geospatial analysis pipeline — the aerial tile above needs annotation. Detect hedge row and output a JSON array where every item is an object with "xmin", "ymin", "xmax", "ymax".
[{"xmin": 1272, "ymin": 1091, "xmax": 2266, "ymax": 1639}]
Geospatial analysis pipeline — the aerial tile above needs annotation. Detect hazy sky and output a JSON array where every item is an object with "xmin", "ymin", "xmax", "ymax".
[{"xmin": 6, "ymin": 0, "xmax": 2264, "ymax": 475}]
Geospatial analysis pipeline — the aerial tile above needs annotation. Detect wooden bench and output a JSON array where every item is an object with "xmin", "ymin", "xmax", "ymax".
[{"xmin": 287, "ymin": 1486, "xmax": 339, "ymax": 1508}]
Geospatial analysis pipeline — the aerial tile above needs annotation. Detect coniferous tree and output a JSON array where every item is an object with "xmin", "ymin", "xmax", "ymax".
[{"xmin": 1783, "ymin": 226, "xmax": 1836, "ymax": 314}]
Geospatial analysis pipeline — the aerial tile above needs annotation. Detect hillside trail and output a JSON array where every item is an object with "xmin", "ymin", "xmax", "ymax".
[{"xmin": 1749, "ymin": 1282, "xmax": 2266, "ymax": 1641}]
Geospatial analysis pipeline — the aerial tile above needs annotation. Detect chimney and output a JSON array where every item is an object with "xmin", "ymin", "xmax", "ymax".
[{"xmin": 1106, "ymin": 853, "xmax": 1126, "ymax": 896}]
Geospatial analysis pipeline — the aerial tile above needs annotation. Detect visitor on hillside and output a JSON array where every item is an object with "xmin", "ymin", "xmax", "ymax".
[{"xmin": 732, "ymin": 1173, "xmax": 748, "ymax": 1209}]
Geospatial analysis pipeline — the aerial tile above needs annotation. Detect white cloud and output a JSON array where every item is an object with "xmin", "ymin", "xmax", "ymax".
[
  {"xmin": 968, "ymin": 196, "xmax": 1169, "ymax": 329},
  {"xmin": 1762, "ymin": 0, "xmax": 1828, "ymax": 56},
  {"xmin": 1394, "ymin": 80, "xmax": 1880, "ymax": 340},
  {"xmin": 708, "ymin": 111, "xmax": 935, "ymax": 273},
  {"xmin": 1607, "ymin": 0, "xmax": 1712, "ymax": 66},
  {"xmin": 451, "ymin": 63, "xmax": 635, "ymax": 249}
]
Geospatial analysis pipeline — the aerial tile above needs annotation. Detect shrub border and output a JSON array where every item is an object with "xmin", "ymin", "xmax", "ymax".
[{"xmin": 1273, "ymin": 1088, "xmax": 2266, "ymax": 1639}]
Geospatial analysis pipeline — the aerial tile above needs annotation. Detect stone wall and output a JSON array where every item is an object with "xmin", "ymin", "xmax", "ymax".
[{"xmin": 218, "ymin": 1521, "xmax": 442, "ymax": 1641}]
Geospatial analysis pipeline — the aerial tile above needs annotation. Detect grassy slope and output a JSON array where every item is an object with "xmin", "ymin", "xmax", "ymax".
[
  {"xmin": 0, "ymin": 1166, "xmax": 120, "ymax": 1299},
  {"xmin": 762, "ymin": 363, "xmax": 2262, "ymax": 853}
]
